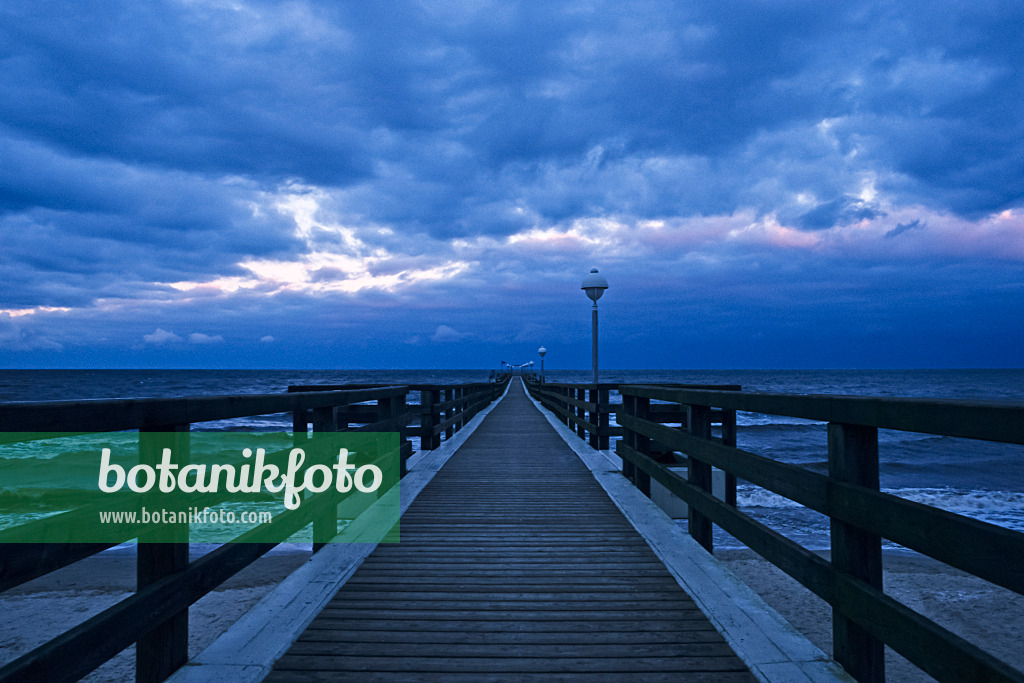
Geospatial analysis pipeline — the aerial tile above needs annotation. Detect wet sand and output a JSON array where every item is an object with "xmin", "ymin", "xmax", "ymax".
[
  {"xmin": 718, "ymin": 548, "xmax": 1024, "ymax": 681},
  {"xmin": 0, "ymin": 550, "xmax": 309, "ymax": 682}
]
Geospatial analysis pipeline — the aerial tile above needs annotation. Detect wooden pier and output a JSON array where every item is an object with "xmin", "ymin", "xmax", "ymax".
[
  {"xmin": 267, "ymin": 380, "xmax": 754, "ymax": 681},
  {"xmin": 1, "ymin": 372, "xmax": 1023, "ymax": 682}
]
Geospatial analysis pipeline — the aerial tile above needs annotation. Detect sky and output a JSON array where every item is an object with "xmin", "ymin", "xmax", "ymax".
[{"xmin": 1, "ymin": 0, "xmax": 1023, "ymax": 370}]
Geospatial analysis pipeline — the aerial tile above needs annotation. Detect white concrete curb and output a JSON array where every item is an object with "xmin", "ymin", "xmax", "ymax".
[
  {"xmin": 167, "ymin": 380, "xmax": 512, "ymax": 682},
  {"xmin": 521, "ymin": 380, "xmax": 852, "ymax": 683}
]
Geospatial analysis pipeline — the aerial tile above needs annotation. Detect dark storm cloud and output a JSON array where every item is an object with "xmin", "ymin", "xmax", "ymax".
[
  {"xmin": 886, "ymin": 219, "xmax": 924, "ymax": 239},
  {"xmin": 794, "ymin": 196, "xmax": 884, "ymax": 231},
  {"xmin": 1, "ymin": 0, "xmax": 1022, "ymax": 365},
  {"xmin": 4, "ymin": 0, "xmax": 1023, "ymax": 230}
]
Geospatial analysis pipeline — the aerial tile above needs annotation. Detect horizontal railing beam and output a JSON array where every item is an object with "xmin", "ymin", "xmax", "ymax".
[
  {"xmin": 620, "ymin": 384, "xmax": 1024, "ymax": 444},
  {"xmin": 0, "ymin": 387, "xmax": 410, "ymax": 434}
]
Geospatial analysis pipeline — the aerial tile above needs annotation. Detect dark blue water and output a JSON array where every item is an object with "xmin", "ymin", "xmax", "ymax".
[{"xmin": 1, "ymin": 369, "xmax": 1023, "ymax": 548}]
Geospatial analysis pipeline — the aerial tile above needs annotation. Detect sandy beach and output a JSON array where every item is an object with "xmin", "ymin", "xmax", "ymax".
[
  {"xmin": 719, "ymin": 549, "xmax": 1024, "ymax": 682},
  {"xmin": 2, "ymin": 546, "xmax": 1021, "ymax": 681},
  {"xmin": 0, "ymin": 549, "xmax": 308, "ymax": 683}
]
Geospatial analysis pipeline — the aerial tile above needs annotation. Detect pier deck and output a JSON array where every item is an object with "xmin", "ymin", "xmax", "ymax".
[{"xmin": 266, "ymin": 380, "xmax": 756, "ymax": 681}]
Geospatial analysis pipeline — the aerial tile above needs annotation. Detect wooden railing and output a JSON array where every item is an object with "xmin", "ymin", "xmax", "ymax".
[
  {"xmin": 0, "ymin": 376, "xmax": 508, "ymax": 683},
  {"xmin": 615, "ymin": 384, "xmax": 1024, "ymax": 683},
  {"xmin": 288, "ymin": 378, "xmax": 510, "ymax": 453},
  {"xmin": 523, "ymin": 378, "xmax": 741, "ymax": 452}
]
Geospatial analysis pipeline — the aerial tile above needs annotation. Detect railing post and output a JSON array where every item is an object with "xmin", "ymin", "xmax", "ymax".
[
  {"xmin": 588, "ymin": 386, "xmax": 599, "ymax": 449},
  {"xmin": 620, "ymin": 394, "xmax": 651, "ymax": 496},
  {"xmin": 137, "ymin": 423, "xmax": 189, "ymax": 683},
  {"xmin": 829, "ymin": 422, "xmax": 884, "ymax": 682},
  {"xmin": 444, "ymin": 388, "xmax": 454, "ymax": 440},
  {"xmin": 721, "ymin": 408, "xmax": 738, "ymax": 506},
  {"xmin": 292, "ymin": 407, "xmax": 309, "ymax": 439},
  {"xmin": 576, "ymin": 388, "xmax": 586, "ymax": 439},
  {"xmin": 335, "ymin": 406, "xmax": 350, "ymax": 431},
  {"xmin": 621, "ymin": 394, "xmax": 637, "ymax": 484},
  {"xmin": 599, "ymin": 386, "xmax": 611, "ymax": 450},
  {"xmin": 386, "ymin": 392, "xmax": 407, "ymax": 476},
  {"xmin": 687, "ymin": 405, "xmax": 714, "ymax": 552},
  {"xmin": 634, "ymin": 397, "xmax": 651, "ymax": 496},
  {"xmin": 420, "ymin": 388, "xmax": 440, "ymax": 450},
  {"xmin": 311, "ymin": 406, "xmax": 338, "ymax": 551},
  {"xmin": 456, "ymin": 387, "xmax": 466, "ymax": 432}
]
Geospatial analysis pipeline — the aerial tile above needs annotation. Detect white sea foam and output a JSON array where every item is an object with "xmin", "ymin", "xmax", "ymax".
[
  {"xmin": 736, "ymin": 412, "xmax": 826, "ymax": 427},
  {"xmin": 889, "ymin": 487, "xmax": 1024, "ymax": 516},
  {"xmin": 738, "ymin": 485, "xmax": 1024, "ymax": 532}
]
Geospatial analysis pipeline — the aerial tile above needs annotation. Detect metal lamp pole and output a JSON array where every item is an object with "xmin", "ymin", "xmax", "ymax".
[
  {"xmin": 538, "ymin": 346, "xmax": 546, "ymax": 383},
  {"xmin": 581, "ymin": 268, "xmax": 608, "ymax": 386}
]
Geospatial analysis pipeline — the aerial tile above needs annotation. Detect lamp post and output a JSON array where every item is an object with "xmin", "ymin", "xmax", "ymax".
[
  {"xmin": 538, "ymin": 346, "xmax": 546, "ymax": 383},
  {"xmin": 581, "ymin": 268, "xmax": 608, "ymax": 386}
]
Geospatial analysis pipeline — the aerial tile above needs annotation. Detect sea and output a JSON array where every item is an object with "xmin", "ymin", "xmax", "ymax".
[{"xmin": 1, "ymin": 368, "xmax": 1023, "ymax": 552}]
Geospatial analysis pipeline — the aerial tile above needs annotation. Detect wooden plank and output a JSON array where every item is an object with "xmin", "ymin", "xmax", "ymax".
[
  {"xmin": 272, "ymin": 655, "xmax": 749, "ymax": 674},
  {"xmin": 269, "ymin": 380, "xmax": 755, "ymax": 680},
  {"xmin": 294, "ymin": 629, "xmax": 727, "ymax": 644},
  {"xmin": 303, "ymin": 617, "xmax": 726, "ymax": 633},
  {"xmin": 285, "ymin": 641, "xmax": 738, "ymax": 657},
  {"xmin": 314, "ymin": 608, "xmax": 706, "ymax": 621},
  {"xmin": 266, "ymin": 671, "xmax": 755, "ymax": 683},
  {"xmin": 342, "ymin": 578, "xmax": 683, "ymax": 589}
]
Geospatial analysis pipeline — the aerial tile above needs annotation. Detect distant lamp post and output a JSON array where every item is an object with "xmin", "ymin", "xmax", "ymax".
[
  {"xmin": 581, "ymin": 268, "xmax": 608, "ymax": 385},
  {"xmin": 538, "ymin": 346, "xmax": 547, "ymax": 382}
]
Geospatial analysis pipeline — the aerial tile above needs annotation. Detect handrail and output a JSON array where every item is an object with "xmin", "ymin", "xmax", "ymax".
[
  {"xmin": 0, "ymin": 376, "xmax": 509, "ymax": 683},
  {"xmin": 616, "ymin": 383, "xmax": 1024, "ymax": 683},
  {"xmin": 523, "ymin": 377, "xmax": 741, "ymax": 450},
  {"xmin": 288, "ymin": 379, "xmax": 509, "ymax": 451},
  {"xmin": 622, "ymin": 384, "xmax": 1024, "ymax": 444}
]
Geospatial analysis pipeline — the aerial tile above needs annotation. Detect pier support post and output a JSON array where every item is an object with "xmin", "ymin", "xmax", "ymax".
[
  {"xmin": 311, "ymin": 406, "xmax": 339, "ymax": 552},
  {"xmin": 621, "ymin": 395, "xmax": 652, "ymax": 496},
  {"xmin": 687, "ymin": 406, "xmax": 714, "ymax": 553},
  {"xmin": 576, "ymin": 388, "xmax": 586, "ymax": 439},
  {"xmin": 137, "ymin": 423, "xmax": 190, "ymax": 683},
  {"xmin": 456, "ymin": 387, "xmax": 465, "ymax": 431},
  {"xmin": 420, "ymin": 388, "xmax": 440, "ymax": 450},
  {"xmin": 598, "ymin": 386, "xmax": 611, "ymax": 450},
  {"xmin": 292, "ymin": 407, "xmax": 309, "ymax": 439},
  {"xmin": 829, "ymin": 422, "xmax": 884, "ymax": 683},
  {"xmin": 588, "ymin": 386, "xmax": 600, "ymax": 448},
  {"xmin": 390, "ymin": 393, "xmax": 408, "ymax": 476},
  {"xmin": 721, "ymin": 409, "xmax": 738, "ymax": 507},
  {"xmin": 622, "ymin": 395, "xmax": 637, "ymax": 484},
  {"xmin": 444, "ymin": 388, "xmax": 454, "ymax": 440}
]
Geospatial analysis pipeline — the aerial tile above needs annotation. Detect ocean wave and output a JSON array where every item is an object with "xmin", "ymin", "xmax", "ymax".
[
  {"xmin": 738, "ymin": 485, "xmax": 1024, "ymax": 531},
  {"xmin": 888, "ymin": 487, "xmax": 1024, "ymax": 516},
  {"xmin": 736, "ymin": 412, "xmax": 825, "ymax": 427},
  {"xmin": 737, "ymin": 487, "xmax": 805, "ymax": 509}
]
